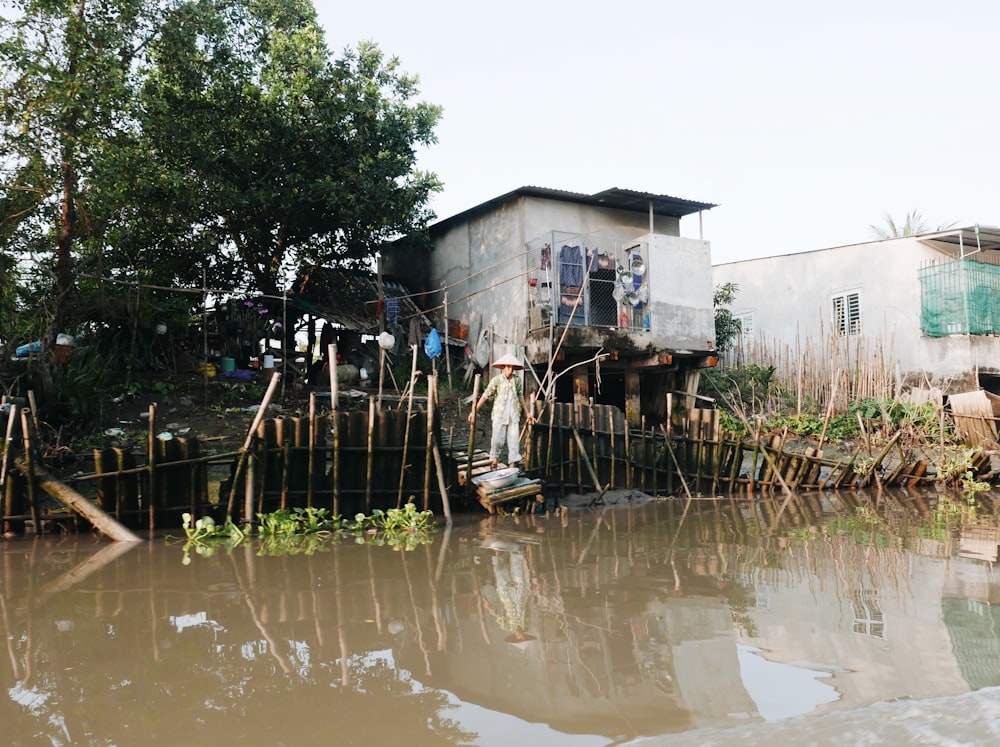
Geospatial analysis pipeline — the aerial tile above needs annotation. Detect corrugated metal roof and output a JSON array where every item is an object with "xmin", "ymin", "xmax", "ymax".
[
  {"xmin": 429, "ymin": 186, "xmax": 717, "ymax": 233},
  {"xmin": 920, "ymin": 225, "xmax": 1000, "ymax": 256}
]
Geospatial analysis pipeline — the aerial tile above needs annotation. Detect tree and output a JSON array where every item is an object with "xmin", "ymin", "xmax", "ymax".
[
  {"xmin": 869, "ymin": 210, "xmax": 956, "ymax": 240},
  {"xmin": 713, "ymin": 282, "xmax": 742, "ymax": 359},
  {"xmin": 0, "ymin": 0, "xmax": 160, "ymax": 353},
  {"xmin": 137, "ymin": 0, "xmax": 442, "ymax": 299}
]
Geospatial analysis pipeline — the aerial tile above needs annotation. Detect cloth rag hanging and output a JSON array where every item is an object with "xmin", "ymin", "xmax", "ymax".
[{"xmin": 559, "ymin": 245, "xmax": 583, "ymax": 287}]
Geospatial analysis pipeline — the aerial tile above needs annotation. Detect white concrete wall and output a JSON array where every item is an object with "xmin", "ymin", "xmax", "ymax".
[
  {"xmin": 713, "ymin": 237, "xmax": 1000, "ymax": 388},
  {"xmin": 647, "ymin": 233, "xmax": 715, "ymax": 349}
]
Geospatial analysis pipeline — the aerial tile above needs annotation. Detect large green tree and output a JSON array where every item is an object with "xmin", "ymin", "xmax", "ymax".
[
  {"xmin": 0, "ymin": 0, "xmax": 159, "ymax": 351},
  {"xmin": 137, "ymin": 0, "xmax": 442, "ymax": 298}
]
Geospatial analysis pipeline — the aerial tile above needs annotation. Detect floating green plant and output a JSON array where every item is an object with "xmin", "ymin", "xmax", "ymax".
[{"xmin": 171, "ymin": 503, "xmax": 438, "ymax": 562}]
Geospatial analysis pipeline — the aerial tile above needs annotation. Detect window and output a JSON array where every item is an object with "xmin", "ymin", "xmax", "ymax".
[
  {"xmin": 852, "ymin": 589, "xmax": 885, "ymax": 639},
  {"xmin": 736, "ymin": 312, "xmax": 754, "ymax": 342},
  {"xmin": 832, "ymin": 291, "xmax": 861, "ymax": 337}
]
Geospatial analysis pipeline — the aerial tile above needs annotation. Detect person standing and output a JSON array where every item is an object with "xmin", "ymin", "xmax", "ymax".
[{"xmin": 468, "ymin": 353, "xmax": 535, "ymax": 470}]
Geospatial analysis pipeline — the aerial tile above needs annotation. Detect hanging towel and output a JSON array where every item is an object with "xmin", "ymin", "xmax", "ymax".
[{"xmin": 559, "ymin": 245, "xmax": 583, "ymax": 287}]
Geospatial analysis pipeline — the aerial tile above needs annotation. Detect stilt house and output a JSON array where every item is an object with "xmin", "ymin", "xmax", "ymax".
[{"xmin": 387, "ymin": 186, "xmax": 719, "ymax": 424}]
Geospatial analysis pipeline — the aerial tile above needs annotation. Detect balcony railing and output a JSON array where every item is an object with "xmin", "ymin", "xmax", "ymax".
[{"xmin": 527, "ymin": 232, "xmax": 651, "ymax": 333}]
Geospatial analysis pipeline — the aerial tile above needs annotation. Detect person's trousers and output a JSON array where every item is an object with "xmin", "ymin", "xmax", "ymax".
[{"xmin": 489, "ymin": 418, "xmax": 521, "ymax": 465}]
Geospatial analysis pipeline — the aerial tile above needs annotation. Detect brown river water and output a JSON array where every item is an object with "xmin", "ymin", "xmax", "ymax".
[{"xmin": 3, "ymin": 488, "xmax": 1000, "ymax": 746}]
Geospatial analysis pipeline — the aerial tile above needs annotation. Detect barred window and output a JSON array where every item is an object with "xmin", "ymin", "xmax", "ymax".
[{"xmin": 832, "ymin": 291, "xmax": 862, "ymax": 337}]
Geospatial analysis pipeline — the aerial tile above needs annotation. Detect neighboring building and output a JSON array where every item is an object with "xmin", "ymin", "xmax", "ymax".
[
  {"xmin": 713, "ymin": 226, "xmax": 1000, "ymax": 395},
  {"xmin": 386, "ymin": 186, "xmax": 718, "ymax": 424}
]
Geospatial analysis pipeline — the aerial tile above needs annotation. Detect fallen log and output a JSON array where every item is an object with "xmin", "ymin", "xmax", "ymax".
[{"xmin": 15, "ymin": 458, "xmax": 143, "ymax": 542}]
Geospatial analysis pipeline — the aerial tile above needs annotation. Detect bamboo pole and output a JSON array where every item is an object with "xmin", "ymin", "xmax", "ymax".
[
  {"xmin": 365, "ymin": 396, "xmax": 375, "ymax": 514},
  {"xmin": 225, "ymin": 371, "xmax": 282, "ymax": 520},
  {"xmin": 14, "ymin": 459, "xmax": 142, "ymax": 542},
  {"xmin": 327, "ymin": 342, "xmax": 339, "ymax": 513},
  {"xmin": 20, "ymin": 409, "xmax": 41, "ymax": 533},
  {"xmin": 377, "ymin": 347, "xmax": 387, "ymax": 411},
  {"xmin": 0, "ymin": 403, "xmax": 17, "ymax": 488},
  {"xmin": 466, "ymin": 373, "xmax": 481, "ymax": 484},
  {"xmin": 573, "ymin": 427, "xmax": 607, "ymax": 505},
  {"xmin": 397, "ymin": 345, "xmax": 419, "ymax": 507},
  {"xmin": 545, "ymin": 401, "xmax": 555, "ymax": 482},
  {"xmin": 307, "ymin": 393, "xmax": 316, "ymax": 508},
  {"xmin": 245, "ymin": 444, "xmax": 256, "ymax": 523},
  {"xmin": 147, "ymin": 402, "xmax": 157, "ymax": 529},
  {"xmin": 423, "ymin": 375, "xmax": 435, "ymax": 510},
  {"xmin": 429, "ymin": 376, "xmax": 453, "ymax": 525}
]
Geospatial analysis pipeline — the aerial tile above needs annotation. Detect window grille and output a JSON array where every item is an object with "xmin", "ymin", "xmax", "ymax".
[{"xmin": 832, "ymin": 291, "xmax": 861, "ymax": 337}]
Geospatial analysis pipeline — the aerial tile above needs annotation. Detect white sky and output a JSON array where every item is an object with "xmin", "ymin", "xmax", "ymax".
[{"xmin": 314, "ymin": 0, "xmax": 999, "ymax": 264}]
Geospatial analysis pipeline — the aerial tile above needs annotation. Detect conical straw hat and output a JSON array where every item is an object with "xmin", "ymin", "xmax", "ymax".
[{"xmin": 493, "ymin": 353, "xmax": 524, "ymax": 369}]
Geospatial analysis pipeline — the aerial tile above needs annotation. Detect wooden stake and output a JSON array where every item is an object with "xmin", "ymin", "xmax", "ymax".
[
  {"xmin": 397, "ymin": 345, "xmax": 419, "ymax": 507},
  {"xmin": 225, "ymin": 371, "xmax": 281, "ymax": 520},
  {"xmin": 365, "ymin": 396, "xmax": 375, "ymax": 514},
  {"xmin": 467, "ymin": 373, "xmax": 481, "ymax": 485},
  {"xmin": 20, "ymin": 409, "xmax": 41, "ymax": 534},
  {"xmin": 14, "ymin": 459, "xmax": 142, "ymax": 542}
]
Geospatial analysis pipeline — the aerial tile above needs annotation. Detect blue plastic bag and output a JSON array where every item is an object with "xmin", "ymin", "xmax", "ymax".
[{"xmin": 424, "ymin": 328, "xmax": 442, "ymax": 359}]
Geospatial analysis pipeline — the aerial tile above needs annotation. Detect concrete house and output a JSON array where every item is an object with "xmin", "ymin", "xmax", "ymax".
[
  {"xmin": 387, "ymin": 186, "xmax": 718, "ymax": 424},
  {"xmin": 712, "ymin": 226, "xmax": 1000, "ymax": 395}
]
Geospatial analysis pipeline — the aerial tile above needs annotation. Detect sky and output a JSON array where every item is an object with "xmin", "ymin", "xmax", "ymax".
[{"xmin": 314, "ymin": 0, "xmax": 999, "ymax": 264}]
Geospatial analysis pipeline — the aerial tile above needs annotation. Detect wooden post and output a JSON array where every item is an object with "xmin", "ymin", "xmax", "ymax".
[
  {"xmin": 307, "ymin": 393, "xmax": 316, "ymax": 508},
  {"xmin": 20, "ymin": 409, "xmax": 41, "ymax": 533},
  {"xmin": 147, "ymin": 402, "xmax": 157, "ymax": 529},
  {"xmin": 15, "ymin": 459, "xmax": 142, "ymax": 542},
  {"xmin": 365, "ymin": 396, "xmax": 375, "ymax": 514},
  {"xmin": 397, "ymin": 345, "xmax": 419, "ymax": 507},
  {"xmin": 467, "ymin": 373, "xmax": 481, "ymax": 485},
  {"xmin": 443, "ymin": 288, "xmax": 452, "ymax": 389},
  {"xmin": 328, "ymin": 344, "xmax": 342, "ymax": 516},
  {"xmin": 423, "ymin": 374, "xmax": 436, "ymax": 510},
  {"xmin": 428, "ymin": 375, "xmax": 453, "ymax": 525},
  {"xmin": 0, "ymin": 403, "xmax": 17, "ymax": 488},
  {"xmin": 377, "ymin": 347, "xmax": 387, "ymax": 411},
  {"xmin": 225, "ymin": 371, "xmax": 281, "ymax": 520},
  {"xmin": 245, "ymin": 448, "xmax": 255, "ymax": 524}
]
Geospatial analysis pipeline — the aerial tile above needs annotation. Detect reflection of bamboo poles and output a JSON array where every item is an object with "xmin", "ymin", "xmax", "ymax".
[
  {"xmin": 228, "ymin": 547, "xmax": 292, "ymax": 676},
  {"xmin": 0, "ymin": 590, "xmax": 24, "ymax": 681},
  {"xmin": 334, "ymin": 547, "xmax": 349, "ymax": 685},
  {"xmin": 423, "ymin": 540, "xmax": 447, "ymax": 652},
  {"xmin": 400, "ymin": 549, "xmax": 433, "ymax": 676}
]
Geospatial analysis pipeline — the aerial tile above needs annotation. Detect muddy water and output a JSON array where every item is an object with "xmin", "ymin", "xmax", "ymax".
[{"xmin": 3, "ymin": 489, "xmax": 1000, "ymax": 746}]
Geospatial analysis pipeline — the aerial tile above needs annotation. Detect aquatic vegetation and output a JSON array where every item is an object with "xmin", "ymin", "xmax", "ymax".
[
  {"xmin": 932, "ymin": 448, "xmax": 990, "ymax": 495},
  {"xmin": 172, "ymin": 503, "xmax": 437, "ymax": 561}
]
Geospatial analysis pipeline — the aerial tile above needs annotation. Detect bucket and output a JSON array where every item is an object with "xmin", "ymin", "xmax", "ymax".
[
  {"xmin": 262, "ymin": 354, "xmax": 275, "ymax": 370},
  {"xmin": 220, "ymin": 357, "xmax": 236, "ymax": 373}
]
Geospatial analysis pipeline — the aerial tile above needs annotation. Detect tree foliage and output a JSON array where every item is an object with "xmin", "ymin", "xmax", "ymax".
[
  {"xmin": 137, "ymin": 0, "xmax": 442, "ymax": 297},
  {"xmin": 713, "ymin": 281, "xmax": 742, "ymax": 357},
  {"xmin": 0, "ymin": 0, "xmax": 442, "ymax": 424},
  {"xmin": 869, "ymin": 210, "xmax": 956, "ymax": 240}
]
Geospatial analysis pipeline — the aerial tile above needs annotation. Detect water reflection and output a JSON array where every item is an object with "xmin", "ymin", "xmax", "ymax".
[{"xmin": 3, "ymin": 488, "xmax": 1000, "ymax": 746}]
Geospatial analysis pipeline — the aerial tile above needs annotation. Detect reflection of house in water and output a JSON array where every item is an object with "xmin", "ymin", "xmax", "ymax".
[
  {"xmin": 394, "ymin": 524, "xmax": 761, "ymax": 739},
  {"xmin": 736, "ymin": 538, "xmax": 1000, "ymax": 711}
]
